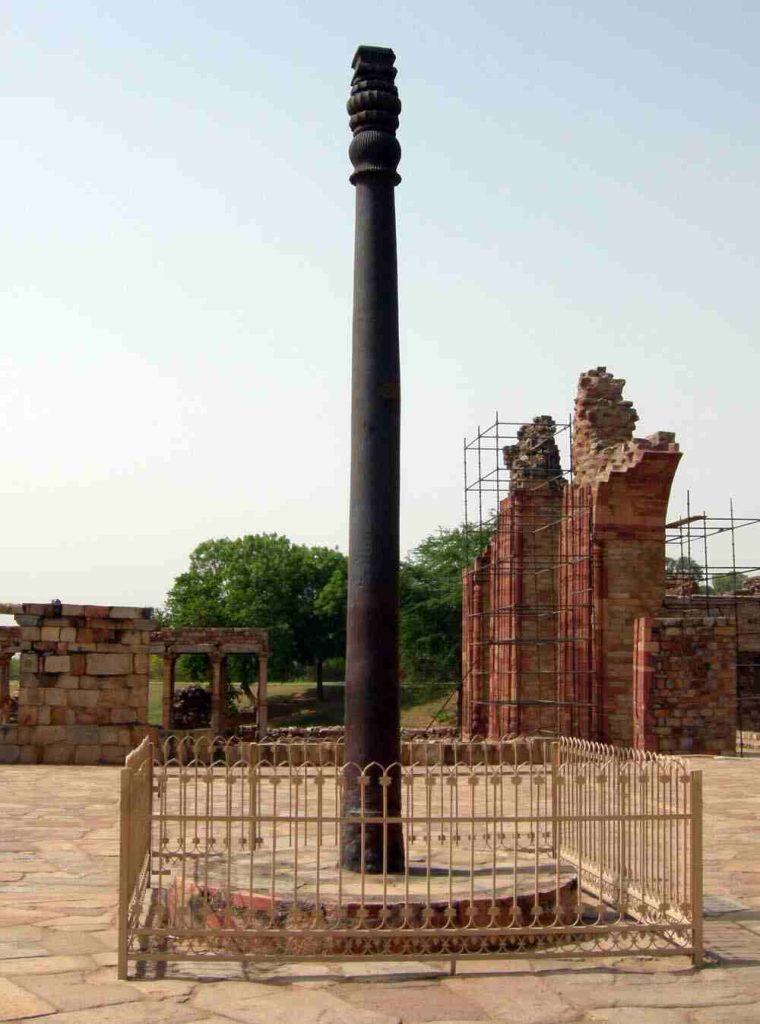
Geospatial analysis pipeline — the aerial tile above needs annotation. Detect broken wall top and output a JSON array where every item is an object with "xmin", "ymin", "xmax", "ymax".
[
  {"xmin": 0, "ymin": 602, "xmax": 154, "ymax": 623},
  {"xmin": 572, "ymin": 366, "xmax": 679, "ymax": 486},
  {"xmin": 503, "ymin": 415, "xmax": 564, "ymax": 492}
]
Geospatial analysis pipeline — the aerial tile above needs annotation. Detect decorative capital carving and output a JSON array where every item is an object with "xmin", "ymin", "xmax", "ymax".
[{"xmin": 348, "ymin": 45, "xmax": 401, "ymax": 185}]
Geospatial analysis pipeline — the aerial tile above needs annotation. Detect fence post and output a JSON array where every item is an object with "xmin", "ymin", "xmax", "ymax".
[
  {"xmin": 117, "ymin": 765, "xmax": 132, "ymax": 980},
  {"xmin": 551, "ymin": 742, "xmax": 561, "ymax": 857},
  {"xmin": 690, "ymin": 769, "xmax": 704, "ymax": 966},
  {"xmin": 146, "ymin": 747, "xmax": 154, "ymax": 888}
]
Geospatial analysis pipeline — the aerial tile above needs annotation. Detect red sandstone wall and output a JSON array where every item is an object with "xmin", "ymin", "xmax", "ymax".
[
  {"xmin": 557, "ymin": 484, "xmax": 597, "ymax": 738},
  {"xmin": 571, "ymin": 368, "xmax": 681, "ymax": 746},
  {"xmin": 461, "ymin": 487, "xmax": 562, "ymax": 739},
  {"xmin": 461, "ymin": 553, "xmax": 490, "ymax": 738},
  {"xmin": 461, "ymin": 368, "xmax": 684, "ymax": 747}
]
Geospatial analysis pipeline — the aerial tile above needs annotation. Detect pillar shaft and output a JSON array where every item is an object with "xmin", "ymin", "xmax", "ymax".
[
  {"xmin": 210, "ymin": 655, "xmax": 225, "ymax": 735},
  {"xmin": 161, "ymin": 655, "xmax": 176, "ymax": 731},
  {"xmin": 342, "ymin": 45, "xmax": 404, "ymax": 873},
  {"xmin": 257, "ymin": 656, "xmax": 268, "ymax": 736}
]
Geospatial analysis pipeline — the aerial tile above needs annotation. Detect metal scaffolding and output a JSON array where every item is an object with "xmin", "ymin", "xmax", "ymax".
[
  {"xmin": 461, "ymin": 416, "xmax": 596, "ymax": 739},
  {"xmin": 665, "ymin": 494, "xmax": 760, "ymax": 756}
]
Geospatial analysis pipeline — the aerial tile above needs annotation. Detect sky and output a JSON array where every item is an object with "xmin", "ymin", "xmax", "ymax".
[{"xmin": 1, "ymin": 0, "xmax": 758, "ymax": 608}]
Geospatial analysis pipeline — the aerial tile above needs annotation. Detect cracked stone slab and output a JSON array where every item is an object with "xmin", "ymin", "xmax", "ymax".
[
  {"xmin": 14, "ymin": 972, "xmax": 143, "ymax": 1012},
  {"xmin": 704, "ymin": 895, "xmax": 751, "ymax": 916},
  {"xmin": 582, "ymin": 1010, "xmax": 691, "ymax": 1023},
  {"xmin": 445, "ymin": 975, "xmax": 577, "ymax": 1024},
  {"xmin": 0, "ymin": 977, "xmax": 55, "ymax": 1021},
  {"xmin": 337, "ymin": 980, "xmax": 487, "ymax": 1021},
  {"xmin": 0, "ymin": 956, "xmax": 96, "ymax": 976},
  {"xmin": 191, "ymin": 982, "xmax": 400, "ymax": 1023}
]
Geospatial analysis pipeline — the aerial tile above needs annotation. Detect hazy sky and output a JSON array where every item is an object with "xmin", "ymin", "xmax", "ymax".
[{"xmin": 2, "ymin": 0, "xmax": 758, "ymax": 609}]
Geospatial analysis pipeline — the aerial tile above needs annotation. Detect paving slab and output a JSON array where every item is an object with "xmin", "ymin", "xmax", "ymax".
[
  {"xmin": 337, "ymin": 979, "xmax": 488, "ymax": 1020},
  {"xmin": 191, "ymin": 980, "xmax": 401, "ymax": 1023},
  {"xmin": 0, "ymin": 976, "xmax": 54, "ymax": 1022},
  {"xmin": 14, "ymin": 971, "xmax": 144, "ymax": 1012},
  {"xmin": 445, "ymin": 974, "xmax": 578, "ymax": 1023}
]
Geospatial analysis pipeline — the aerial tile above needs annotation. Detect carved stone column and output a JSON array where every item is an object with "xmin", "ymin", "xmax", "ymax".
[
  {"xmin": 342, "ymin": 45, "xmax": 404, "ymax": 873},
  {"xmin": 210, "ymin": 654, "xmax": 225, "ymax": 735},
  {"xmin": 161, "ymin": 654, "xmax": 177, "ymax": 731},
  {"xmin": 0, "ymin": 655, "xmax": 10, "ymax": 701},
  {"xmin": 257, "ymin": 655, "xmax": 268, "ymax": 736}
]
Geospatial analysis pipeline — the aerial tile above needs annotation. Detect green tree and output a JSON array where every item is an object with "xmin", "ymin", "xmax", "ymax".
[
  {"xmin": 399, "ymin": 524, "xmax": 491, "ymax": 685},
  {"xmin": 711, "ymin": 572, "xmax": 747, "ymax": 594},
  {"xmin": 165, "ymin": 534, "xmax": 347, "ymax": 693},
  {"xmin": 665, "ymin": 556, "xmax": 704, "ymax": 581},
  {"xmin": 311, "ymin": 558, "xmax": 347, "ymax": 700}
]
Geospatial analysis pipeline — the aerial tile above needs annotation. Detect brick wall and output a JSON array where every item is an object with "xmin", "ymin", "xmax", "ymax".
[
  {"xmin": 461, "ymin": 553, "xmax": 490, "ymax": 738},
  {"xmin": 662, "ymin": 595, "xmax": 760, "ymax": 735},
  {"xmin": 487, "ymin": 487, "xmax": 563, "ymax": 737},
  {"xmin": 461, "ymin": 417, "xmax": 563, "ymax": 739},
  {"xmin": 571, "ymin": 368, "xmax": 681, "ymax": 745},
  {"xmin": 461, "ymin": 368, "xmax": 683, "ymax": 747},
  {"xmin": 633, "ymin": 614, "xmax": 736, "ymax": 755},
  {"xmin": 0, "ymin": 602, "xmax": 155, "ymax": 764}
]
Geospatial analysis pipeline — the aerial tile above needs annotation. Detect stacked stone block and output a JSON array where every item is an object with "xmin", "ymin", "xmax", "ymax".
[
  {"xmin": 0, "ymin": 602, "xmax": 154, "ymax": 764},
  {"xmin": 633, "ymin": 614, "xmax": 736, "ymax": 755}
]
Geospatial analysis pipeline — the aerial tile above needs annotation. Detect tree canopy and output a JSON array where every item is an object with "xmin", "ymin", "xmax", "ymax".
[
  {"xmin": 665, "ymin": 555, "xmax": 704, "ymax": 581},
  {"xmin": 399, "ymin": 524, "xmax": 491, "ymax": 683},
  {"xmin": 165, "ymin": 524, "xmax": 488, "ymax": 692},
  {"xmin": 165, "ymin": 534, "xmax": 346, "ymax": 684},
  {"xmin": 711, "ymin": 571, "xmax": 747, "ymax": 594}
]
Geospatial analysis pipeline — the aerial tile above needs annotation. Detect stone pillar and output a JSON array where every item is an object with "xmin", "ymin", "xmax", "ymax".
[
  {"xmin": 0, "ymin": 656, "xmax": 10, "ymax": 702},
  {"xmin": 210, "ymin": 654, "xmax": 225, "ymax": 735},
  {"xmin": 0, "ymin": 655, "xmax": 11, "ymax": 725},
  {"xmin": 342, "ymin": 45, "xmax": 404, "ymax": 873},
  {"xmin": 161, "ymin": 654, "xmax": 177, "ymax": 731},
  {"xmin": 257, "ymin": 655, "xmax": 268, "ymax": 736}
]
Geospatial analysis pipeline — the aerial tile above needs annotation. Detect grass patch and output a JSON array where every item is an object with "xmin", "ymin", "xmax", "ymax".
[{"xmin": 148, "ymin": 677, "xmax": 457, "ymax": 729}]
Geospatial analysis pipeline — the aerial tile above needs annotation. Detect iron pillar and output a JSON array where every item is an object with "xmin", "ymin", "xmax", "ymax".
[{"xmin": 342, "ymin": 45, "xmax": 404, "ymax": 873}]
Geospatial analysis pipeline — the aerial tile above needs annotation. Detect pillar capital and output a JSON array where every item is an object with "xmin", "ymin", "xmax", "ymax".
[{"xmin": 348, "ymin": 46, "xmax": 401, "ymax": 185}]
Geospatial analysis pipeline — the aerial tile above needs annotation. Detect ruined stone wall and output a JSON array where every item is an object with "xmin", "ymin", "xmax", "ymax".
[
  {"xmin": 461, "ymin": 368, "xmax": 684, "ymax": 748},
  {"xmin": 461, "ymin": 418, "xmax": 563, "ymax": 739},
  {"xmin": 0, "ymin": 603, "xmax": 155, "ymax": 765},
  {"xmin": 633, "ymin": 614, "xmax": 736, "ymax": 755},
  {"xmin": 570, "ymin": 368, "xmax": 681, "ymax": 746},
  {"xmin": 461, "ymin": 553, "xmax": 490, "ymax": 738},
  {"xmin": 487, "ymin": 488, "xmax": 563, "ymax": 737},
  {"xmin": 557, "ymin": 484, "xmax": 598, "ymax": 738},
  {"xmin": 662, "ymin": 595, "xmax": 760, "ymax": 733}
]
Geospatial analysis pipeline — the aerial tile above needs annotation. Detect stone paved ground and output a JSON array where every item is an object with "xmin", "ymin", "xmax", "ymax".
[{"xmin": 1, "ymin": 755, "xmax": 760, "ymax": 1023}]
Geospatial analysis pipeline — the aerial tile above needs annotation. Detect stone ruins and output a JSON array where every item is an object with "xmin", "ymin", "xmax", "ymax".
[
  {"xmin": 462, "ymin": 366, "xmax": 759, "ymax": 756},
  {"xmin": 1, "ymin": 365, "xmax": 756, "ymax": 764},
  {"xmin": 0, "ymin": 604, "xmax": 269, "ymax": 764}
]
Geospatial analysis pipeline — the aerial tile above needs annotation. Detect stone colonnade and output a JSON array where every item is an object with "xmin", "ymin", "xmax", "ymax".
[
  {"xmin": 150, "ymin": 628, "xmax": 269, "ymax": 735},
  {"xmin": 0, "ymin": 628, "xmax": 21, "ymax": 721}
]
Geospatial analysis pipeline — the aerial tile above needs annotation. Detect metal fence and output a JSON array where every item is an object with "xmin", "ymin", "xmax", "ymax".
[{"xmin": 118, "ymin": 735, "xmax": 702, "ymax": 977}]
